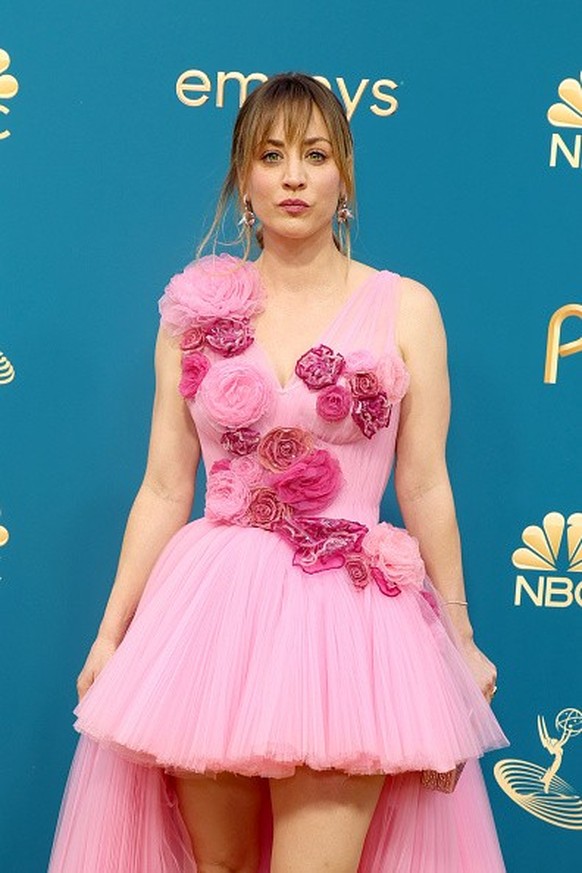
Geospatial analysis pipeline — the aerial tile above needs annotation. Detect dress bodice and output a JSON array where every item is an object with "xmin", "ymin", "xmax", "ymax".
[{"xmin": 158, "ymin": 254, "xmax": 420, "ymax": 593}]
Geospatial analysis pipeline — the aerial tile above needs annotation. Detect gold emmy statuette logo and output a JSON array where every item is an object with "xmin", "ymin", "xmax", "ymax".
[
  {"xmin": 548, "ymin": 73, "xmax": 582, "ymax": 167},
  {"xmin": 0, "ymin": 351, "xmax": 15, "ymax": 384},
  {"xmin": 0, "ymin": 48, "xmax": 19, "ymax": 140},
  {"xmin": 513, "ymin": 512, "xmax": 582, "ymax": 607},
  {"xmin": 495, "ymin": 708, "xmax": 582, "ymax": 829},
  {"xmin": 544, "ymin": 303, "xmax": 582, "ymax": 383},
  {"xmin": 0, "ymin": 525, "xmax": 9, "ymax": 547}
]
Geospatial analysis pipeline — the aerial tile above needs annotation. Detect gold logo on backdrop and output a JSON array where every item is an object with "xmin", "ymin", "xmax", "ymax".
[
  {"xmin": 0, "ymin": 48, "xmax": 19, "ymax": 140},
  {"xmin": 175, "ymin": 70, "xmax": 399, "ymax": 121},
  {"xmin": 495, "ymin": 708, "xmax": 582, "ymax": 829},
  {"xmin": 544, "ymin": 303, "xmax": 582, "ymax": 383},
  {"xmin": 0, "ymin": 351, "xmax": 15, "ymax": 384},
  {"xmin": 513, "ymin": 512, "xmax": 582, "ymax": 607},
  {"xmin": 548, "ymin": 73, "xmax": 582, "ymax": 167},
  {"xmin": 0, "ymin": 525, "xmax": 9, "ymax": 547}
]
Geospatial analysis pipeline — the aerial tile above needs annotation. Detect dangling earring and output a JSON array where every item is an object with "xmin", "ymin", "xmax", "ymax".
[
  {"xmin": 238, "ymin": 197, "xmax": 256, "ymax": 228},
  {"xmin": 336, "ymin": 195, "xmax": 353, "ymax": 224}
]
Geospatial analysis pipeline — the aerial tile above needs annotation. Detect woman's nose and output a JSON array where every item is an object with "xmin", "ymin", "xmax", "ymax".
[{"xmin": 282, "ymin": 155, "xmax": 307, "ymax": 189}]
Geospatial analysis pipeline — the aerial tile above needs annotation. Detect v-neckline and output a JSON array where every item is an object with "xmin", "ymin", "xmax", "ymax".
[{"xmin": 249, "ymin": 266, "xmax": 383, "ymax": 394}]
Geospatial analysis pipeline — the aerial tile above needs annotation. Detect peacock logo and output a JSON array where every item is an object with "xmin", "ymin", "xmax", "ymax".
[
  {"xmin": 0, "ymin": 48, "xmax": 19, "ymax": 140},
  {"xmin": 0, "ymin": 351, "xmax": 15, "ymax": 385},
  {"xmin": 494, "ymin": 708, "xmax": 582, "ymax": 830},
  {"xmin": 513, "ymin": 512, "xmax": 582, "ymax": 607},
  {"xmin": 548, "ymin": 73, "xmax": 582, "ymax": 168}
]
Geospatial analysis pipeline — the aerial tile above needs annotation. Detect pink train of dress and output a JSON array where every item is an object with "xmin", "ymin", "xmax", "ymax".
[{"xmin": 48, "ymin": 255, "xmax": 509, "ymax": 871}]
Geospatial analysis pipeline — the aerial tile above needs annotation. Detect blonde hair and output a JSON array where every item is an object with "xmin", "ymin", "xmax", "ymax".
[{"xmin": 197, "ymin": 72, "xmax": 355, "ymax": 259}]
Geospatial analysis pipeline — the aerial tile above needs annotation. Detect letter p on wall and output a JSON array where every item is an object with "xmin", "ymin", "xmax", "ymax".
[{"xmin": 544, "ymin": 304, "xmax": 582, "ymax": 383}]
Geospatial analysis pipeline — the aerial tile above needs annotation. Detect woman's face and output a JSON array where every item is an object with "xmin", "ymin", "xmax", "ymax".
[{"xmin": 243, "ymin": 105, "xmax": 344, "ymax": 245}]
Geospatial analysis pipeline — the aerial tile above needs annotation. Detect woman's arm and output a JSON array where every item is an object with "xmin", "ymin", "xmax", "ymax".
[
  {"xmin": 394, "ymin": 277, "xmax": 497, "ymax": 698},
  {"xmin": 77, "ymin": 326, "xmax": 201, "ymax": 699}
]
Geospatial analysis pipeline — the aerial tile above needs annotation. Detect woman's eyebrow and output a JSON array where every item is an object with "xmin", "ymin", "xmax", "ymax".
[{"xmin": 265, "ymin": 137, "xmax": 332, "ymax": 146}]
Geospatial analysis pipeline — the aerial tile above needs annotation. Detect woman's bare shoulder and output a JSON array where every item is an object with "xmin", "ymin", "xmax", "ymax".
[{"xmin": 395, "ymin": 275, "xmax": 446, "ymax": 357}]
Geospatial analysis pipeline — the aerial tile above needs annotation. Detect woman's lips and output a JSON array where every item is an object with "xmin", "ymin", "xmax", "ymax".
[{"xmin": 279, "ymin": 200, "xmax": 309, "ymax": 215}]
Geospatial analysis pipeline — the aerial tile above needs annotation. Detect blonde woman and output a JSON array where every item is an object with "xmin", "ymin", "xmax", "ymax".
[{"xmin": 49, "ymin": 72, "xmax": 508, "ymax": 872}]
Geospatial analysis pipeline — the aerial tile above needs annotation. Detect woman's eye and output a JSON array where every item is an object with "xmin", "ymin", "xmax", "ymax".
[
  {"xmin": 261, "ymin": 151, "xmax": 282, "ymax": 163},
  {"xmin": 307, "ymin": 150, "xmax": 327, "ymax": 162}
]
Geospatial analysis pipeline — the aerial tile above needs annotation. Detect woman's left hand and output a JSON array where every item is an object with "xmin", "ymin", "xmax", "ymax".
[{"xmin": 458, "ymin": 637, "xmax": 498, "ymax": 704}]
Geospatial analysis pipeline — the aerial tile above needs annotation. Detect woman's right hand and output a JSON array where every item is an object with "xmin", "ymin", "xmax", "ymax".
[{"xmin": 76, "ymin": 635, "xmax": 119, "ymax": 702}]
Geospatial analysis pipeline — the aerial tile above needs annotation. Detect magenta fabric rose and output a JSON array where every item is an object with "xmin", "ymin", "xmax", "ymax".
[
  {"xmin": 376, "ymin": 352, "xmax": 410, "ymax": 404},
  {"xmin": 343, "ymin": 350, "xmax": 377, "ymax": 374},
  {"xmin": 295, "ymin": 344, "xmax": 345, "ymax": 390},
  {"xmin": 257, "ymin": 427, "xmax": 314, "ymax": 472},
  {"xmin": 275, "ymin": 515, "xmax": 368, "ymax": 574},
  {"xmin": 204, "ymin": 317, "xmax": 254, "ymax": 357},
  {"xmin": 420, "ymin": 588, "xmax": 441, "ymax": 621},
  {"xmin": 198, "ymin": 360, "xmax": 274, "ymax": 428},
  {"xmin": 205, "ymin": 468, "xmax": 251, "ymax": 521},
  {"xmin": 230, "ymin": 455, "xmax": 264, "ymax": 485},
  {"xmin": 269, "ymin": 449, "xmax": 342, "ymax": 513},
  {"xmin": 210, "ymin": 458, "xmax": 231, "ymax": 473},
  {"xmin": 179, "ymin": 352, "xmax": 211, "ymax": 399},
  {"xmin": 220, "ymin": 426, "xmax": 262, "ymax": 456},
  {"xmin": 362, "ymin": 522, "xmax": 426, "ymax": 589},
  {"xmin": 158, "ymin": 254, "xmax": 264, "ymax": 338},
  {"xmin": 316, "ymin": 384, "xmax": 352, "ymax": 422},
  {"xmin": 180, "ymin": 326, "xmax": 206, "ymax": 352},
  {"xmin": 349, "ymin": 371, "xmax": 380, "ymax": 399},
  {"xmin": 351, "ymin": 392, "xmax": 392, "ymax": 438},
  {"xmin": 245, "ymin": 486, "xmax": 290, "ymax": 530},
  {"xmin": 345, "ymin": 554, "xmax": 371, "ymax": 589},
  {"xmin": 370, "ymin": 566, "xmax": 402, "ymax": 597}
]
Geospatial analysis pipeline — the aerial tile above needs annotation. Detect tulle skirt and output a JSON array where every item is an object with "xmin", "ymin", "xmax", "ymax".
[{"xmin": 48, "ymin": 517, "xmax": 509, "ymax": 871}]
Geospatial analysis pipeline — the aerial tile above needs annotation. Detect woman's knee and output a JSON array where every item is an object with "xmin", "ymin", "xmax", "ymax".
[{"xmin": 173, "ymin": 771, "xmax": 262, "ymax": 873}]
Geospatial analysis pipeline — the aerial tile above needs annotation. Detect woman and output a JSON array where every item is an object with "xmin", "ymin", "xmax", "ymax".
[{"xmin": 49, "ymin": 72, "xmax": 509, "ymax": 872}]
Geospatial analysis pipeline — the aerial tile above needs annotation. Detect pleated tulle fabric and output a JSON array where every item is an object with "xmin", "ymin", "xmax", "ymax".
[{"xmin": 48, "ymin": 259, "xmax": 509, "ymax": 871}]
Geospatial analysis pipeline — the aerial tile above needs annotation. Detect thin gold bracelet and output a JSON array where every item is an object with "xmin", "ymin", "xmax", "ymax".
[{"xmin": 444, "ymin": 599, "xmax": 469, "ymax": 606}]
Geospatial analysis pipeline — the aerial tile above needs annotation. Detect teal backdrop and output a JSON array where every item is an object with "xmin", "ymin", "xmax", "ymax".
[{"xmin": 1, "ymin": 2, "xmax": 581, "ymax": 870}]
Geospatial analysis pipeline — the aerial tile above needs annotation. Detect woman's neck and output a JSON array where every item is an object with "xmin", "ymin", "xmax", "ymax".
[{"xmin": 254, "ymin": 229, "xmax": 349, "ymax": 294}]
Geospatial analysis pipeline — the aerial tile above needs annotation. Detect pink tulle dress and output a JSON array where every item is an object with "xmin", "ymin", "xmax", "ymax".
[{"xmin": 48, "ymin": 255, "xmax": 509, "ymax": 872}]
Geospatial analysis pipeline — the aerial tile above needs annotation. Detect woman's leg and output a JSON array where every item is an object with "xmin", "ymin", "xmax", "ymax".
[
  {"xmin": 172, "ymin": 771, "xmax": 263, "ymax": 873},
  {"xmin": 269, "ymin": 766, "xmax": 386, "ymax": 873}
]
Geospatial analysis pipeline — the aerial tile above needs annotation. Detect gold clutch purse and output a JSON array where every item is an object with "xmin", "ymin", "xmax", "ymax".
[{"xmin": 421, "ymin": 762, "xmax": 466, "ymax": 793}]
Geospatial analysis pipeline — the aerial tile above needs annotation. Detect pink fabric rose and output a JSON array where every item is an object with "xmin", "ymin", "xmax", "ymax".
[
  {"xmin": 205, "ymin": 468, "xmax": 251, "ymax": 521},
  {"xmin": 349, "ymin": 371, "xmax": 380, "ymax": 399},
  {"xmin": 295, "ymin": 344, "xmax": 345, "ymax": 390},
  {"xmin": 198, "ymin": 360, "xmax": 274, "ymax": 428},
  {"xmin": 180, "ymin": 326, "xmax": 206, "ymax": 352},
  {"xmin": 158, "ymin": 253, "xmax": 264, "ymax": 336},
  {"xmin": 376, "ymin": 352, "xmax": 410, "ymax": 404},
  {"xmin": 257, "ymin": 427, "xmax": 314, "ymax": 472},
  {"xmin": 230, "ymin": 455, "xmax": 264, "ymax": 485},
  {"xmin": 315, "ymin": 384, "xmax": 351, "ymax": 422},
  {"xmin": 345, "ymin": 554, "xmax": 371, "ymax": 589},
  {"xmin": 362, "ymin": 522, "xmax": 426, "ymax": 589},
  {"xmin": 179, "ymin": 352, "xmax": 211, "ymax": 399},
  {"xmin": 269, "ymin": 449, "xmax": 342, "ymax": 513},
  {"xmin": 343, "ymin": 350, "xmax": 377, "ymax": 374},
  {"xmin": 245, "ymin": 486, "xmax": 290, "ymax": 530},
  {"xmin": 351, "ymin": 392, "xmax": 392, "ymax": 439},
  {"xmin": 204, "ymin": 317, "xmax": 254, "ymax": 357},
  {"xmin": 220, "ymin": 427, "xmax": 262, "ymax": 456}
]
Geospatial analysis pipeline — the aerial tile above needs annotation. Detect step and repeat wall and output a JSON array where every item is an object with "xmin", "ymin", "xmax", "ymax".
[{"xmin": 1, "ymin": 2, "xmax": 580, "ymax": 871}]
